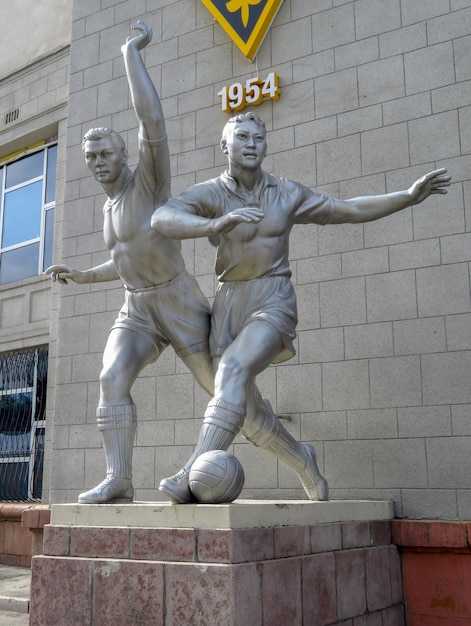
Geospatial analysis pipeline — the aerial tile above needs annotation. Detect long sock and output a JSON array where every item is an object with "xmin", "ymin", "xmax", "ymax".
[
  {"xmin": 183, "ymin": 398, "xmax": 245, "ymax": 470},
  {"xmin": 242, "ymin": 399, "xmax": 307, "ymax": 472},
  {"xmin": 96, "ymin": 404, "xmax": 136, "ymax": 479}
]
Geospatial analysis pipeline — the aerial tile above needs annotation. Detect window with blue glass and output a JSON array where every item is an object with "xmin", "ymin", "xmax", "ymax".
[{"xmin": 0, "ymin": 144, "xmax": 57, "ymax": 284}]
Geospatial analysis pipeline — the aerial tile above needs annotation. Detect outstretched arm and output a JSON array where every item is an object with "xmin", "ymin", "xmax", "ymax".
[
  {"xmin": 45, "ymin": 259, "xmax": 120, "ymax": 285},
  {"xmin": 121, "ymin": 20, "xmax": 165, "ymax": 141},
  {"xmin": 151, "ymin": 204, "xmax": 264, "ymax": 239},
  {"xmin": 330, "ymin": 168, "xmax": 451, "ymax": 224}
]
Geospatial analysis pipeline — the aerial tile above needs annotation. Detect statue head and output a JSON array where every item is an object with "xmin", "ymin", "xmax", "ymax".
[
  {"xmin": 221, "ymin": 112, "xmax": 266, "ymax": 143},
  {"xmin": 82, "ymin": 128, "xmax": 127, "ymax": 158},
  {"xmin": 82, "ymin": 128, "xmax": 128, "ymax": 185},
  {"xmin": 220, "ymin": 112, "xmax": 267, "ymax": 168}
]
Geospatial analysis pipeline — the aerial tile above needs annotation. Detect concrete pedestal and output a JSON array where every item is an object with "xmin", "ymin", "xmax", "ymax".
[{"xmin": 30, "ymin": 500, "xmax": 404, "ymax": 626}]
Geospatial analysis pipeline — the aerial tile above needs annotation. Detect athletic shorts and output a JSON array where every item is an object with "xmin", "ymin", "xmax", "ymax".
[
  {"xmin": 112, "ymin": 271, "xmax": 210, "ymax": 358},
  {"xmin": 210, "ymin": 275, "xmax": 298, "ymax": 364}
]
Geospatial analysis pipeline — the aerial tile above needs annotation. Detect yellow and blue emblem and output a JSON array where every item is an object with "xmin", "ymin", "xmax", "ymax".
[{"xmin": 200, "ymin": 0, "xmax": 284, "ymax": 61}]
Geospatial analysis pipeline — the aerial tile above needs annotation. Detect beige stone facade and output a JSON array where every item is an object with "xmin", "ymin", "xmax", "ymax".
[
  {"xmin": 0, "ymin": 0, "xmax": 71, "ymax": 350},
  {"xmin": 2, "ymin": 0, "xmax": 470, "ymax": 519},
  {"xmin": 0, "ymin": 1, "xmax": 72, "ymax": 505}
]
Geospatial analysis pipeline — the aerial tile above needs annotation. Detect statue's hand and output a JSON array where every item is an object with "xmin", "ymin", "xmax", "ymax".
[
  {"xmin": 211, "ymin": 206, "xmax": 264, "ymax": 235},
  {"xmin": 408, "ymin": 168, "xmax": 451, "ymax": 205},
  {"xmin": 44, "ymin": 264, "xmax": 88, "ymax": 285},
  {"xmin": 122, "ymin": 20, "xmax": 152, "ymax": 52}
]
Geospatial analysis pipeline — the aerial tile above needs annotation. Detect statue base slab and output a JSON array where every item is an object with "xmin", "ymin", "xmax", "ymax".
[
  {"xmin": 30, "ymin": 500, "xmax": 405, "ymax": 625},
  {"xmin": 49, "ymin": 498, "xmax": 394, "ymax": 528}
]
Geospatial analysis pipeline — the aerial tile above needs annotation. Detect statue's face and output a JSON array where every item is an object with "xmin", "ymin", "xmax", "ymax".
[
  {"xmin": 222, "ymin": 120, "xmax": 267, "ymax": 171},
  {"xmin": 83, "ymin": 136, "xmax": 126, "ymax": 184}
]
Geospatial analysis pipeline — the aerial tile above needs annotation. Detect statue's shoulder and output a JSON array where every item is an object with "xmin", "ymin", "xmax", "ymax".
[
  {"xmin": 177, "ymin": 176, "xmax": 225, "ymax": 213},
  {"xmin": 277, "ymin": 175, "xmax": 303, "ymax": 196},
  {"xmin": 279, "ymin": 175, "xmax": 299, "ymax": 187},
  {"xmin": 203, "ymin": 174, "xmax": 224, "ymax": 187}
]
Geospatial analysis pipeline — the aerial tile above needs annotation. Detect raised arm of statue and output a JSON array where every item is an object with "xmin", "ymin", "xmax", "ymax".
[
  {"xmin": 330, "ymin": 168, "xmax": 451, "ymax": 224},
  {"xmin": 121, "ymin": 20, "xmax": 165, "ymax": 141}
]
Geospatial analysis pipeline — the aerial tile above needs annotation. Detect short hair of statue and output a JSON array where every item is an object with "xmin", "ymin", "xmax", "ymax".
[
  {"xmin": 222, "ymin": 112, "xmax": 266, "ymax": 141},
  {"xmin": 82, "ymin": 127, "xmax": 126, "ymax": 154}
]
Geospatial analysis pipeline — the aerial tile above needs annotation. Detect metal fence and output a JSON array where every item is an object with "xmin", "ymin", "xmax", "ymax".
[{"xmin": 0, "ymin": 346, "xmax": 47, "ymax": 501}]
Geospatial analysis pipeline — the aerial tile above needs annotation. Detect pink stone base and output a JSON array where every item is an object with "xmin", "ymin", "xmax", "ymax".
[
  {"xmin": 30, "ymin": 520, "xmax": 404, "ymax": 625},
  {"xmin": 393, "ymin": 520, "xmax": 471, "ymax": 626},
  {"xmin": 0, "ymin": 503, "xmax": 50, "ymax": 566}
]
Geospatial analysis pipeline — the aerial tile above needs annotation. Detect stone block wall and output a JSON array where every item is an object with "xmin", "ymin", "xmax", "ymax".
[{"xmin": 47, "ymin": 0, "xmax": 471, "ymax": 519}]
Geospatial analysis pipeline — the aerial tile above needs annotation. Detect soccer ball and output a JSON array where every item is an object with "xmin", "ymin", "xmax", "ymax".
[{"xmin": 189, "ymin": 450, "xmax": 245, "ymax": 504}]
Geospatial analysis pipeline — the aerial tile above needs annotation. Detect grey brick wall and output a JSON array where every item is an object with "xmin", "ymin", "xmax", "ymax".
[{"xmin": 49, "ymin": 0, "xmax": 471, "ymax": 519}]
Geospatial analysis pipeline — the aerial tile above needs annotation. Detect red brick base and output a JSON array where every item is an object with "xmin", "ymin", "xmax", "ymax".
[
  {"xmin": 31, "ymin": 520, "xmax": 404, "ymax": 625},
  {"xmin": 393, "ymin": 520, "xmax": 471, "ymax": 626}
]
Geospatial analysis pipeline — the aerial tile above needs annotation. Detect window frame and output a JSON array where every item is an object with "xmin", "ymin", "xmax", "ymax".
[{"xmin": 0, "ymin": 141, "xmax": 57, "ymax": 285}]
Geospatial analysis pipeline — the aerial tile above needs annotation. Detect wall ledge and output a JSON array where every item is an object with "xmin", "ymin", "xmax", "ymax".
[
  {"xmin": 0, "ymin": 503, "xmax": 50, "ymax": 529},
  {"xmin": 0, "ymin": 503, "xmax": 36, "ymax": 522},
  {"xmin": 393, "ymin": 520, "xmax": 471, "ymax": 552}
]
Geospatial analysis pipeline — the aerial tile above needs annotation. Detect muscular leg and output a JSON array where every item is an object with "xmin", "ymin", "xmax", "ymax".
[
  {"xmin": 159, "ymin": 321, "xmax": 283, "ymax": 503},
  {"xmin": 194, "ymin": 320, "xmax": 282, "ymax": 452},
  {"xmin": 79, "ymin": 328, "xmax": 159, "ymax": 504},
  {"xmin": 213, "ymin": 320, "xmax": 283, "ymax": 404},
  {"xmin": 181, "ymin": 350, "xmax": 215, "ymax": 396},
  {"xmin": 222, "ymin": 326, "xmax": 328, "ymax": 500},
  {"xmin": 160, "ymin": 319, "xmax": 328, "ymax": 502},
  {"xmin": 99, "ymin": 327, "xmax": 159, "ymax": 406},
  {"xmin": 195, "ymin": 321, "xmax": 284, "ymax": 465}
]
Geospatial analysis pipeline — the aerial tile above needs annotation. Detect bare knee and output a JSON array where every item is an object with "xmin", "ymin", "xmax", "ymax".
[
  {"xmin": 215, "ymin": 356, "xmax": 249, "ymax": 394},
  {"xmin": 99, "ymin": 367, "xmax": 131, "ymax": 405}
]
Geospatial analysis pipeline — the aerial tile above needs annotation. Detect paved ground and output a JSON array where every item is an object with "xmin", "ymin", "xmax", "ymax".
[
  {"xmin": 0, "ymin": 564, "xmax": 30, "ymax": 625},
  {"xmin": 0, "ymin": 610, "xmax": 29, "ymax": 625}
]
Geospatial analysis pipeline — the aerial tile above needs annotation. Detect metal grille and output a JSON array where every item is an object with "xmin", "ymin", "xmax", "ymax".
[
  {"xmin": 0, "ymin": 346, "xmax": 47, "ymax": 501},
  {"xmin": 4, "ymin": 108, "xmax": 20, "ymax": 124}
]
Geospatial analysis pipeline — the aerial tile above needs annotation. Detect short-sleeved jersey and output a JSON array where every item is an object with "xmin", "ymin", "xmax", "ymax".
[
  {"xmin": 164, "ymin": 171, "xmax": 334, "ymax": 282},
  {"xmin": 102, "ymin": 134, "xmax": 185, "ymax": 289}
]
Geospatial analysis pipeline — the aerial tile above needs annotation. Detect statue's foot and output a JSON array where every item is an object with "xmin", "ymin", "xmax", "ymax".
[
  {"xmin": 159, "ymin": 468, "xmax": 193, "ymax": 504},
  {"xmin": 78, "ymin": 476, "xmax": 133, "ymax": 504},
  {"xmin": 298, "ymin": 444, "xmax": 329, "ymax": 501}
]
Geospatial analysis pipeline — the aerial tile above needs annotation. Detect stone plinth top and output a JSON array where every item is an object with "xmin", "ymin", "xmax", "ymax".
[{"xmin": 51, "ymin": 499, "xmax": 394, "ymax": 529}]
